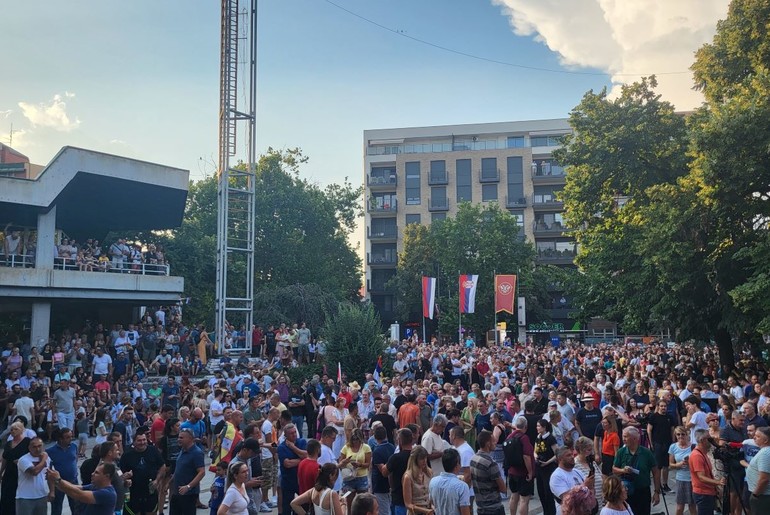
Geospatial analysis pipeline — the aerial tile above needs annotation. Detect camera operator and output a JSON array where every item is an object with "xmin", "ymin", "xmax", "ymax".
[
  {"xmin": 746, "ymin": 426, "xmax": 770, "ymax": 513},
  {"xmin": 720, "ymin": 409, "xmax": 748, "ymax": 515},
  {"xmin": 689, "ymin": 429, "xmax": 726, "ymax": 515}
]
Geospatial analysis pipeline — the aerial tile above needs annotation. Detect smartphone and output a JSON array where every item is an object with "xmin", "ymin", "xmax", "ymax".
[
  {"xmin": 588, "ymin": 465, "xmax": 595, "ymax": 477},
  {"xmin": 340, "ymin": 491, "xmax": 352, "ymax": 500}
]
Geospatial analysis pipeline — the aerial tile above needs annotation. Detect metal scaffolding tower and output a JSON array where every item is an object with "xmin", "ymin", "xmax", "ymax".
[{"xmin": 215, "ymin": 0, "xmax": 257, "ymax": 354}]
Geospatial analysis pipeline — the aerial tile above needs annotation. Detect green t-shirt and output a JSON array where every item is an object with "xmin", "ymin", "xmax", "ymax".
[{"xmin": 613, "ymin": 445, "xmax": 656, "ymax": 489}]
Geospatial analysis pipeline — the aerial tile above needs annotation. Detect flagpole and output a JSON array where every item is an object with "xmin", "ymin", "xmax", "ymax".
[
  {"xmin": 421, "ymin": 271, "xmax": 426, "ymax": 344},
  {"xmin": 458, "ymin": 270, "xmax": 462, "ymax": 344},
  {"xmin": 494, "ymin": 270, "xmax": 498, "ymax": 347},
  {"xmin": 436, "ymin": 263, "xmax": 441, "ymax": 344}
]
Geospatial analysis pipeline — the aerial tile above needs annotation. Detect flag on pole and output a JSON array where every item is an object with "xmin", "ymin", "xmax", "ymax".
[
  {"xmin": 422, "ymin": 276, "xmax": 437, "ymax": 319},
  {"xmin": 337, "ymin": 362, "xmax": 342, "ymax": 384},
  {"xmin": 459, "ymin": 274, "xmax": 479, "ymax": 314},
  {"xmin": 373, "ymin": 356, "xmax": 382, "ymax": 386},
  {"xmin": 495, "ymin": 274, "xmax": 517, "ymax": 314}
]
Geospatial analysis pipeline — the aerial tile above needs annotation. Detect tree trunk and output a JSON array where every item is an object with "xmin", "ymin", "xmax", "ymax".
[{"xmin": 715, "ymin": 327, "xmax": 735, "ymax": 377}]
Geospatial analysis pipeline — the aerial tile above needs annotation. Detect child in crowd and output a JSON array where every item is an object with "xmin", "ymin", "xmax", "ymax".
[{"xmin": 209, "ymin": 460, "xmax": 228, "ymax": 515}]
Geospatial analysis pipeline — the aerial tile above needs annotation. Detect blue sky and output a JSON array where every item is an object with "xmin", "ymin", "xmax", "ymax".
[{"xmin": 1, "ymin": 0, "xmax": 727, "ymax": 189}]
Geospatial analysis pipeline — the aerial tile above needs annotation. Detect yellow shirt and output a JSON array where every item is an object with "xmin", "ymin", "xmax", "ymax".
[{"xmin": 340, "ymin": 443, "xmax": 371, "ymax": 477}]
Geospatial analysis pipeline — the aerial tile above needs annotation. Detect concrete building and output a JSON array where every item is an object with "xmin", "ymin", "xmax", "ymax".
[
  {"xmin": 363, "ymin": 118, "xmax": 587, "ymax": 340},
  {"xmin": 0, "ymin": 146, "xmax": 189, "ymax": 346}
]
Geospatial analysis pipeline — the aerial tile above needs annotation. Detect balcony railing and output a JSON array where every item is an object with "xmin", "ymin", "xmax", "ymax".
[
  {"xmin": 537, "ymin": 249, "xmax": 576, "ymax": 263},
  {"xmin": 0, "ymin": 253, "xmax": 171, "ymax": 275},
  {"xmin": 367, "ymin": 253, "xmax": 397, "ymax": 266},
  {"xmin": 367, "ymin": 199, "xmax": 398, "ymax": 213},
  {"xmin": 428, "ymin": 171, "xmax": 448, "ymax": 185},
  {"xmin": 532, "ymin": 195, "xmax": 564, "ymax": 209},
  {"xmin": 531, "ymin": 162, "xmax": 566, "ymax": 178},
  {"xmin": 505, "ymin": 195, "xmax": 527, "ymax": 208},
  {"xmin": 367, "ymin": 227, "xmax": 398, "ymax": 240},
  {"xmin": 479, "ymin": 168, "xmax": 501, "ymax": 183},
  {"xmin": 429, "ymin": 197, "xmax": 449, "ymax": 211},
  {"xmin": 533, "ymin": 221, "xmax": 566, "ymax": 234},
  {"xmin": 367, "ymin": 175, "xmax": 397, "ymax": 187}
]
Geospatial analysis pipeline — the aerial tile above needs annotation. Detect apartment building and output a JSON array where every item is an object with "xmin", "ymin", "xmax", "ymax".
[{"xmin": 363, "ymin": 118, "xmax": 581, "ymax": 337}]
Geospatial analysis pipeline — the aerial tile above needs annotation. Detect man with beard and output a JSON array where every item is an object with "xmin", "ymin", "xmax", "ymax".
[{"xmin": 121, "ymin": 431, "xmax": 166, "ymax": 515}]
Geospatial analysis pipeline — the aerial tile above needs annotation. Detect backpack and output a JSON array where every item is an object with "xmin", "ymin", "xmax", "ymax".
[{"xmin": 503, "ymin": 431, "xmax": 525, "ymax": 470}]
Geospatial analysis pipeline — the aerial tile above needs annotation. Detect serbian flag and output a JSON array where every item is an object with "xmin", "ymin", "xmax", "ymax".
[
  {"xmin": 373, "ymin": 356, "xmax": 382, "ymax": 386},
  {"xmin": 422, "ymin": 276, "xmax": 437, "ymax": 319},
  {"xmin": 495, "ymin": 275, "xmax": 517, "ymax": 314},
  {"xmin": 337, "ymin": 362, "xmax": 342, "ymax": 384},
  {"xmin": 459, "ymin": 274, "xmax": 479, "ymax": 313}
]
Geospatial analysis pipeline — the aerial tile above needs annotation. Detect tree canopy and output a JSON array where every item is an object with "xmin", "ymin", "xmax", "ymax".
[{"xmin": 389, "ymin": 203, "xmax": 565, "ymax": 340}]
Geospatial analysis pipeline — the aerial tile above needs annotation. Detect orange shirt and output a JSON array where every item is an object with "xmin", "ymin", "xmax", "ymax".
[
  {"xmin": 398, "ymin": 403, "xmax": 420, "ymax": 427},
  {"xmin": 601, "ymin": 431, "xmax": 620, "ymax": 456},
  {"xmin": 690, "ymin": 448, "xmax": 717, "ymax": 495}
]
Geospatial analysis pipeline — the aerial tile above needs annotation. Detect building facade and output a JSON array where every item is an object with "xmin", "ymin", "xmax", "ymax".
[{"xmin": 363, "ymin": 118, "xmax": 582, "ymax": 338}]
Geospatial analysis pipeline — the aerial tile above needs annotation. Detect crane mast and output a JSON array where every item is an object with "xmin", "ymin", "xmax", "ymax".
[{"xmin": 215, "ymin": 0, "xmax": 257, "ymax": 354}]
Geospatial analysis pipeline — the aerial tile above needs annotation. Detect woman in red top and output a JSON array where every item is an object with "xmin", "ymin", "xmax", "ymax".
[{"xmin": 600, "ymin": 416, "xmax": 621, "ymax": 476}]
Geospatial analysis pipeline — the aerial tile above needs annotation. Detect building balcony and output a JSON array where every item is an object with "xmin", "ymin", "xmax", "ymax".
[
  {"xmin": 532, "ymin": 196, "xmax": 564, "ymax": 211},
  {"xmin": 367, "ymin": 279, "xmax": 394, "ymax": 294},
  {"xmin": 367, "ymin": 175, "xmax": 397, "ymax": 190},
  {"xmin": 537, "ymin": 249, "xmax": 576, "ymax": 265},
  {"xmin": 367, "ymin": 227, "xmax": 398, "ymax": 241},
  {"xmin": 479, "ymin": 169, "xmax": 500, "ymax": 183},
  {"xmin": 428, "ymin": 171, "xmax": 448, "ymax": 185},
  {"xmin": 532, "ymin": 168, "xmax": 566, "ymax": 186},
  {"xmin": 429, "ymin": 197, "xmax": 450, "ymax": 212},
  {"xmin": 367, "ymin": 253, "xmax": 397, "ymax": 268},
  {"xmin": 505, "ymin": 195, "xmax": 527, "ymax": 208},
  {"xmin": 368, "ymin": 199, "xmax": 398, "ymax": 215},
  {"xmin": 532, "ymin": 221, "xmax": 567, "ymax": 237}
]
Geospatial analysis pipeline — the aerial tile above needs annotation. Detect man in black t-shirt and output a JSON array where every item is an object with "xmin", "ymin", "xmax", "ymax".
[
  {"xmin": 371, "ymin": 425, "xmax": 396, "ymax": 515},
  {"xmin": 264, "ymin": 326, "xmax": 276, "ymax": 358},
  {"xmin": 385, "ymin": 428, "xmax": 414, "ymax": 515},
  {"xmin": 372, "ymin": 404, "xmax": 398, "ymax": 444},
  {"xmin": 646, "ymin": 399, "xmax": 675, "ymax": 491},
  {"xmin": 575, "ymin": 395, "xmax": 602, "ymax": 438},
  {"xmin": 121, "ymin": 431, "xmax": 166, "ymax": 515}
]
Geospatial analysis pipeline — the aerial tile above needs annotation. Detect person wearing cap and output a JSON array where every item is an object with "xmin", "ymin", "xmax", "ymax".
[{"xmin": 575, "ymin": 395, "xmax": 602, "ymax": 439}]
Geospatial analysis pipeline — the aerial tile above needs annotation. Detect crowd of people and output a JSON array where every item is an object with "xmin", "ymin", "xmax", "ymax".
[
  {"xmin": 0, "ymin": 224, "xmax": 170, "ymax": 274},
  {"xmin": 1, "ymin": 314, "xmax": 770, "ymax": 515}
]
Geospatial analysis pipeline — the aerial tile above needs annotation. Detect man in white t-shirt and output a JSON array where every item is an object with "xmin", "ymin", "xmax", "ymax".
[
  {"xmin": 549, "ymin": 447, "xmax": 593, "ymax": 515},
  {"xmin": 13, "ymin": 389, "xmax": 35, "ymax": 424},
  {"xmin": 260, "ymin": 408, "xmax": 280, "ymax": 510},
  {"xmin": 451, "ymin": 426, "xmax": 475, "ymax": 500},
  {"xmin": 422, "ymin": 414, "xmax": 449, "ymax": 474},
  {"xmin": 685, "ymin": 396, "xmax": 708, "ymax": 442},
  {"xmin": 92, "ymin": 348, "xmax": 113, "ymax": 377},
  {"xmin": 155, "ymin": 308, "xmax": 166, "ymax": 326},
  {"xmin": 17, "ymin": 437, "xmax": 53, "ymax": 514},
  {"xmin": 318, "ymin": 424, "xmax": 343, "ymax": 492}
]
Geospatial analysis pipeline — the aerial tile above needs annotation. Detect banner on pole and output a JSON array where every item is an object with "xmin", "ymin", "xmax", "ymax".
[
  {"xmin": 494, "ymin": 274, "xmax": 517, "ymax": 314},
  {"xmin": 459, "ymin": 274, "xmax": 479, "ymax": 314},
  {"xmin": 422, "ymin": 276, "xmax": 437, "ymax": 319}
]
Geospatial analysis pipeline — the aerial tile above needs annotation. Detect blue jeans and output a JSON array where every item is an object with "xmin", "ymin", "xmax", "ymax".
[
  {"xmin": 292, "ymin": 416, "xmax": 305, "ymax": 437},
  {"xmin": 394, "ymin": 504, "xmax": 407, "ymax": 515},
  {"xmin": 693, "ymin": 493, "xmax": 715, "ymax": 515}
]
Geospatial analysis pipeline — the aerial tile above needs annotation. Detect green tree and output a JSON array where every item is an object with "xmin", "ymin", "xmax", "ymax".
[
  {"xmin": 252, "ymin": 283, "xmax": 341, "ymax": 332},
  {"xmin": 390, "ymin": 203, "xmax": 550, "ymax": 340},
  {"xmin": 555, "ymin": 77, "xmax": 690, "ymax": 334},
  {"xmin": 322, "ymin": 303, "xmax": 387, "ymax": 383}
]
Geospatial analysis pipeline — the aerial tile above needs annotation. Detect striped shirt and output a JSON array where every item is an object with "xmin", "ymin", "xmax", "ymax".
[{"xmin": 470, "ymin": 451, "xmax": 502, "ymax": 512}]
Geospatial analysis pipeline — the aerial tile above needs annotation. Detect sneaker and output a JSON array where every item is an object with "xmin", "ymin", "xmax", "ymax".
[
  {"xmin": 271, "ymin": 496, "xmax": 278, "ymax": 505},
  {"xmin": 260, "ymin": 502, "xmax": 272, "ymax": 513},
  {"xmin": 269, "ymin": 501, "xmax": 278, "ymax": 508}
]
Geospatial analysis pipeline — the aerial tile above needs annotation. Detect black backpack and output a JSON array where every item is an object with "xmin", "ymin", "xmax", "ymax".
[{"xmin": 503, "ymin": 431, "xmax": 525, "ymax": 470}]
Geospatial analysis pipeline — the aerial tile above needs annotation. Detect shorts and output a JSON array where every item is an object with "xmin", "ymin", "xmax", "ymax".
[
  {"xmin": 262, "ymin": 457, "xmax": 276, "ymax": 489},
  {"xmin": 653, "ymin": 442, "xmax": 670, "ymax": 468},
  {"xmin": 343, "ymin": 476, "xmax": 369, "ymax": 493},
  {"xmin": 127, "ymin": 493, "xmax": 159, "ymax": 515},
  {"xmin": 676, "ymin": 480, "xmax": 695, "ymax": 506},
  {"xmin": 78, "ymin": 433, "xmax": 89, "ymax": 445},
  {"xmin": 508, "ymin": 475, "xmax": 535, "ymax": 497}
]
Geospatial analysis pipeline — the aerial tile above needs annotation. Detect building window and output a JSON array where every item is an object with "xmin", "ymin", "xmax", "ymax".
[
  {"xmin": 481, "ymin": 158, "xmax": 498, "ymax": 181},
  {"xmin": 405, "ymin": 162, "xmax": 421, "ymax": 205},
  {"xmin": 507, "ymin": 156, "xmax": 524, "ymax": 205},
  {"xmin": 510, "ymin": 210, "xmax": 524, "ymax": 226},
  {"xmin": 456, "ymin": 159, "xmax": 471, "ymax": 202},
  {"xmin": 507, "ymin": 136, "xmax": 526, "ymax": 148},
  {"xmin": 431, "ymin": 212, "xmax": 446, "ymax": 223},
  {"xmin": 429, "ymin": 160, "xmax": 447, "ymax": 184},
  {"xmin": 482, "ymin": 184, "xmax": 498, "ymax": 202},
  {"xmin": 405, "ymin": 214, "xmax": 421, "ymax": 226},
  {"xmin": 530, "ymin": 135, "xmax": 563, "ymax": 147}
]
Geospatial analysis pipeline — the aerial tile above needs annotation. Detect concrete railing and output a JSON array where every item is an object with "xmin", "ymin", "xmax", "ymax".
[{"xmin": 0, "ymin": 254, "xmax": 170, "ymax": 276}]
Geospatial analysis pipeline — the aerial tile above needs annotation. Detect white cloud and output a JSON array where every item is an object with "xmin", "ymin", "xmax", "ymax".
[
  {"xmin": 0, "ymin": 109, "xmax": 12, "ymax": 119},
  {"xmin": 492, "ymin": 0, "xmax": 730, "ymax": 109},
  {"xmin": 18, "ymin": 92, "xmax": 81, "ymax": 132}
]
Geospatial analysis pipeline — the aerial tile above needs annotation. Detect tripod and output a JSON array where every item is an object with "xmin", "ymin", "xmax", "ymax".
[{"xmin": 722, "ymin": 470, "xmax": 750, "ymax": 515}]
